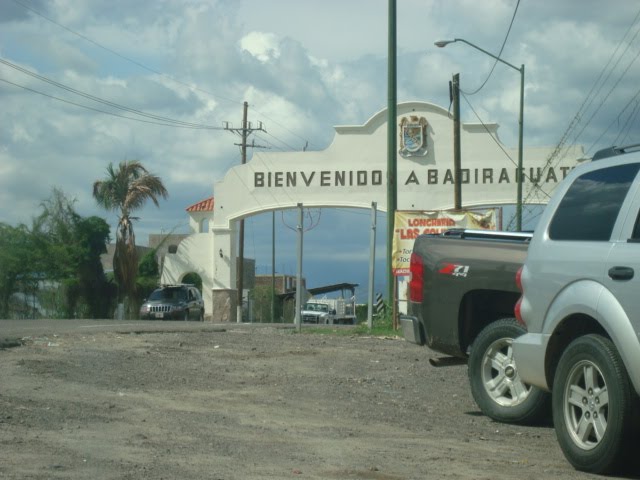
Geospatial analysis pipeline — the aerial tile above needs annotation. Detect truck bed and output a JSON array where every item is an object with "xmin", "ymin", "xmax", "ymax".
[{"xmin": 401, "ymin": 229, "xmax": 531, "ymax": 357}]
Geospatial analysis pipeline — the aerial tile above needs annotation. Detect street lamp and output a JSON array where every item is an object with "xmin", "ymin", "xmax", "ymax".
[{"xmin": 435, "ymin": 38, "xmax": 525, "ymax": 231}]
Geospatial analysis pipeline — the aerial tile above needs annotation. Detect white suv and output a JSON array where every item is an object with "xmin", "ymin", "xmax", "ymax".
[{"xmin": 513, "ymin": 145, "xmax": 640, "ymax": 474}]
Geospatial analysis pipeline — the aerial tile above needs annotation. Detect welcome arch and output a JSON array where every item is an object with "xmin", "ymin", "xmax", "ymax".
[{"xmin": 162, "ymin": 101, "xmax": 585, "ymax": 321}]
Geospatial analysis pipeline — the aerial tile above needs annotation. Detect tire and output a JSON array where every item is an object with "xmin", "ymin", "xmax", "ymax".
[
  {"xmin": 552, "ymin": 334, "xmax": 635, "ymax": 474},
  {"xmin": 468, "ymin": 318, "xmax": 550, "ymax": 424}
]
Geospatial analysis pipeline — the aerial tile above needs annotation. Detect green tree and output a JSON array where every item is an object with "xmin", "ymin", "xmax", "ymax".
[
  {"xmin": 31, "ymin": 188, "xmax": 79, "ymax": 281},
  {"xmin": 137, "ymin": 250, "xmax": 160, "ymax": 303},
  {"xmin": 75, "ymin": 216, "xmax": 112, "ymax": 318},
  {"xmin": 33, "ymin": 189, "xmax": 113, "ymax": 318},
  {"xmin": 0, "ymin": 189, "xmax": 113, "ymax": 319},
  {"xmin": 93, "ymin": 160, "xmax": 168, "ymax": 316},
  {"xmin": 0, "ymin": 223, "xmax": 34, "ymax": 318},
  {"xmin": 138, "ymin": 250, "xmax": 159, "ymax": 278}
]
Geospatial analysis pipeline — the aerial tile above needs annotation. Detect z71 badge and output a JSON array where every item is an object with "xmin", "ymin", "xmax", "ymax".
[{"xmin": 438, "ymin": 263, "xmax": 470, "ymax": 277}]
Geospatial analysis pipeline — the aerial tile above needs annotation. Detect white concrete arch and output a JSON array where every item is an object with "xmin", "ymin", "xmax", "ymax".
[{"xmin": 163, "ymin": 101, "xmax": 585, "ymax": 321}]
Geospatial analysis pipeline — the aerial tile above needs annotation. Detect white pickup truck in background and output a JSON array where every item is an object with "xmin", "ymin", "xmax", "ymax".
[
  {"xmin": 302, "ymin": 298, "xmax": 357, "ymax": 325},
  {"xmin": 513, "ymin": 144, "xmax": 640, "ymax": 474}
]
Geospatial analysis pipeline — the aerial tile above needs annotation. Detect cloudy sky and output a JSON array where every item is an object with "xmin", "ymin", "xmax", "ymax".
[{"xmin": 2, "ymin": 0, "xmax": 640, "ymax": 300}]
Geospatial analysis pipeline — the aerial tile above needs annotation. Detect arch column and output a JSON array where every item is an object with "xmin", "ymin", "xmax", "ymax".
[{"xmin": 211, "ymin": 224, "xmax": 237, "ymax": 322}]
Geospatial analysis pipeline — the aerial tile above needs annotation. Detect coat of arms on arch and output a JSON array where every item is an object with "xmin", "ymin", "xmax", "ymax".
[{"xmin": 399, "ymin": 115, "xmax": 428, "ymax": 157}]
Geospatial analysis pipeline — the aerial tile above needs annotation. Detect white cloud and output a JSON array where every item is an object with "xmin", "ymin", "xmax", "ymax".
[{"xmin": 240, "ymin": 32, "xmax": 281, "ymax": 63}]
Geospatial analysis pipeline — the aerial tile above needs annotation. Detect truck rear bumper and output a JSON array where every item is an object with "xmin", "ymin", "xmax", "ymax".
[
  {"xmin": 512, "ymin": 332, "xmax": 551, "ymax": 391},
  {"xmin": 399, "ymin": 315, "xmax": 426, "ymax": 345}
]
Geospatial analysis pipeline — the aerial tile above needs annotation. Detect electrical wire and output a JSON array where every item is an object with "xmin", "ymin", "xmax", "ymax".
[
  {"xmin": 542, "ymin": 6, "xmax": 640, "ymax": 167},
  {"xmin": 12, "ymin": 0, "xmax": 313, "ymax": 151},
  {"xmin": 0, "ymin": 57, "xmax": 223, "ymax": 129},
  {"xmin": 592, "ymin": 89, "xmax": 640, "ymax": 150},
  {"xmin": 577, "ymin": 47, "xmax": 640, "ymax": 156},
  {"xmin": 12, "ymin": 0, "xmax": 241, "ymax": 107},
  {"xmin": 512, "ymin": 6, "xmax": 640, "ymax": 225},
  {"xmin": 280, "ymin": 208, "xmax": 322, "ymax": 232},
  {"xmin": 460, "ymin": 91, "xmax": 555, "ymax": 232},
  {"xmin": 461, "ymin": 0, "xmax": 520, "ymax": 96},
  {"xmin": 461, "ymin": 91, "xmax": 532, "ymax": 175},
  {"xmin": 253, "ymin": 108, "xmax": 315, "ymax": 150},
  {"xmin": 254, "ymin": 132, "xmax": 297, "ymax": 152},
  {"xmin": 0, "ymin": 77, "xmax": 220, "ymax": 129},
  {"xmin": 618, "ymin": 99, "xmax": 640, "ymax": 145}
]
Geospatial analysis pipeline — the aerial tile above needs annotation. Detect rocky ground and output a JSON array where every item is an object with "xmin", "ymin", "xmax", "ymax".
[{"xmin": 0, "ymin": 325, "xmax": 622, "ymax": 479}]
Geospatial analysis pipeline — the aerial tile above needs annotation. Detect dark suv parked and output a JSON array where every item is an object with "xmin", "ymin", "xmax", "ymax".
[{"xmin": 139, "ymin": 284, "xmax": 204, "ymax": 321}]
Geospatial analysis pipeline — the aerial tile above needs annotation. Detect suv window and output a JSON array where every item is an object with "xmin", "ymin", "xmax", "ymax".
[
  {"xmin": 149, "ymin": 287, "xmax": 188, "ymax": 301},
  {"xmin": 549, "ymin": 163, "xmax": 640, "ymax": 241}
]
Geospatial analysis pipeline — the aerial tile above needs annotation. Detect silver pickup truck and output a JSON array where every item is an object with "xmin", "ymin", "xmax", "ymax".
[
  {"xmin": 400, "ymin": 229, "xmax": 549, "ymax": 425},
  {"xmin": 513, "ymin": 145, "xmax": 640, "ymax": 474}
]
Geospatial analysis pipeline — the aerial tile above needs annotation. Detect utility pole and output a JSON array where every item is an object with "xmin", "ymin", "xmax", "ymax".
[
  {"xmin": 224, "ymin": 101, "xmax": 265, "ymax": 323},
  {"xmin": 387, "ymin": 0, "xmax": 397, "ymax": 319},
  {"xmin": 367, "ymin": 201, "xmax": 377, "ymax": 330},
  {"xmin": 295, "ymin": 203, "xmax": 304, "ymax": 332},
  {"xmin": 271, "ymin": 211, "xmax": 275, "ymax": 323},
  {"xmin": 452, "ymin": 73, "xmax": 462, "ymax": 210}
]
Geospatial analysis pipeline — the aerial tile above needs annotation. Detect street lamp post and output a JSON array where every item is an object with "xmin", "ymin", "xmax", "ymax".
[{"xmin": 435, "ymin": 38, "xmax": 525, "ymax": 231}]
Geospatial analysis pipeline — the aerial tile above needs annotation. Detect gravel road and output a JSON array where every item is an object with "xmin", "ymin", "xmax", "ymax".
[{"xmin": 0, "ymin": 325, "xmax": 617, "ymax": 479}]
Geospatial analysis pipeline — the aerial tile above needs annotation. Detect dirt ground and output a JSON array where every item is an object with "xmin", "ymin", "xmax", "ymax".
[{"xmin": 0, "ymin": 324, "xmax": 618, "ymax": 479}]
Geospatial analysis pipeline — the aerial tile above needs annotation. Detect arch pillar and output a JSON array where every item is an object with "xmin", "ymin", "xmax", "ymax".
[{"xmin": 211, "ymin": 223, "xmax": 237, "ymax": 322}]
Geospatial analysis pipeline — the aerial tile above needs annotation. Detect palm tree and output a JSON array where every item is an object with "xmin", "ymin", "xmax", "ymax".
[{"xmin": 93, "ymin": 160, "xmax": 168, "ymax": 315}]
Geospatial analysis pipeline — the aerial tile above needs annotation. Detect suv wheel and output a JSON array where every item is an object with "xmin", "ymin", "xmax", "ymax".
[
  {"xmin": 468, "ymin": 318, "xmax": 549, "ymax": 424},
  {"xmin": 553, "ymin": 334, "xmax": 635, "ymax": 474}
]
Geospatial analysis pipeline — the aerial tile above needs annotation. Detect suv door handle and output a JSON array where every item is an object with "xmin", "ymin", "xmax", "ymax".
[{"xmin": 608, "ymin": 266, "xmax": 634, "ymax": 281}]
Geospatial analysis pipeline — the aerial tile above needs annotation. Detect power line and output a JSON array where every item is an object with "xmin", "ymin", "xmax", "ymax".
[
  {"xmin": 460, "ymin": 90, "xmax": 543, "ymax": 191},
  {"xmin": 12, "ymin": 0, "xmax": 313, "ymax": 150},
  {"xmin": 590, "ymin": 88, "xmax": 640, "ymax": 151},
  {"xmin": 460, "ymin": 91, "xmax": 555, "ymax": 231},
  {"xmin": 252, "ymin": 108, "xmax": 315, "ymax": 150},
  {"xmin": 461, "ymin": 0, "xmax": 521, "ymax": 96},
  {"xmin": 255, "ymin": 131, "xmax": 298, "ymax": 152},
  {"xmin": 0, "ymin": 77, "xmax": 220, "ymax": 129},
  {"xmin": 618, "ymin": 99, "xmax": 640, "ymax": 145},
  {"xmin": 0, "ymin": 57, "xmax": 223, "ymax": 130},
  {"xmin": 543, "ymin": 6, "xmax": 640, "ymax": 166},
  {"xmin": 579, "ymin": 46, "xmax": 640, "ymax": 155},
  {"xmin": 512, "ymin": 6, "xmax": 640, "ymax": 228},
  {"xmin": 12, "ymin": 0, "xmax": 241, "ymax": 107}
]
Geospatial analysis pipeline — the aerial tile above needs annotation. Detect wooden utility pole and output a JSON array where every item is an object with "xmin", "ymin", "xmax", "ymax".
[{"xmin": 224, "ymin": 102, "xmax": 265, "ymax": 322}]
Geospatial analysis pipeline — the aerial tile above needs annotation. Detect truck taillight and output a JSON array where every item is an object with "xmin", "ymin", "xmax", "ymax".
[
  {"xmin": 409, "ymin": 253, "xmax": 424, "ymax": 303},
  {"xmin": 514, "ymin": 296, "xmax": 525, "ymax": 327},
  {"xmin": 514, "ymin": 266, "xmax": 526, "ymax": 327},
  {"xmin": 515, "ymin": 266, "xmax": 523, "ymax": 292}
]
